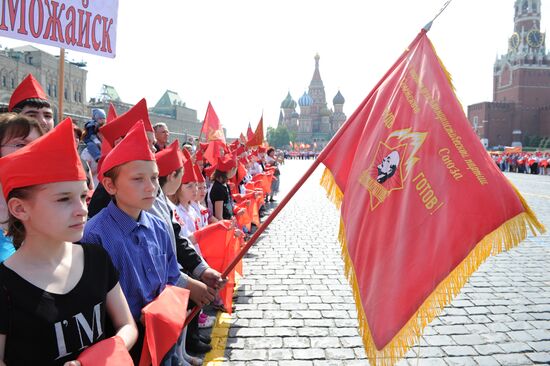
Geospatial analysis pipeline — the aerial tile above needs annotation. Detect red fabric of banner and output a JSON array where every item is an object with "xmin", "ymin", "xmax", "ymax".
[{"xmin": 321, "ymin": 30, "xmax": 542, "ymax": 360}]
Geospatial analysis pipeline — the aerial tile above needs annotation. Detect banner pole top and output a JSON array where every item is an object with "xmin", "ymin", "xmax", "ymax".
[{"xmin": 423, "ymin": 0, "xmax": 453, "ymax": 32}]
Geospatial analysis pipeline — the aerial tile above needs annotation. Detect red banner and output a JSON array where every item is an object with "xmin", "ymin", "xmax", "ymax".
[
  {"xmin": 320, "ymin": 30, "xmax": 545, "ymax": 365},
  {"xmin": 246, "ymin": 116, "xmax": 264, "ymax": 147},
  {"xmin": 0, "ymin": 0, "xmax": 118, "ymax": 58}
]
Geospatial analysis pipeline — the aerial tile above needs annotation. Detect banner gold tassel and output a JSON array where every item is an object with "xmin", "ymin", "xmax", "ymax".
[{"xmin": 320, "ymin": 167, "xmax": 545, "ymax": 366}]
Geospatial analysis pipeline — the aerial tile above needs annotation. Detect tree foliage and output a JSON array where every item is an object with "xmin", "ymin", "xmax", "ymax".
[{"xmin": 267, "ymin": 125, "xmax": 291, "ymax": 148}]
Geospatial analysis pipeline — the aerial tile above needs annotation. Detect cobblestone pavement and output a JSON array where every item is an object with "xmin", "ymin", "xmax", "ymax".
[{"xmin": 216, "ymin": 160, "xmax": 550, "ymax": 366}]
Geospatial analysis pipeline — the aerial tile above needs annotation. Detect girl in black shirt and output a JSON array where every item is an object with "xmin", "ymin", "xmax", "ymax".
[{"xmin": 0, "ymin": 119, "xmax": 137, "ymax": 365}]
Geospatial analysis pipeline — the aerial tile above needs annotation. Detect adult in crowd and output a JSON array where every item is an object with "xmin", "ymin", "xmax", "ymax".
[{"xmin": 154, "ymin": 122, "xmax": 170, "ymax": 151}]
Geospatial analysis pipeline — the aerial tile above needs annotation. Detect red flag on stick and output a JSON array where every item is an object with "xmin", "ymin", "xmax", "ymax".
[
  {"xmin": 139, "ymin": 286, "xmax": 190, "ymax": 366},
  {"xmin": 201, "ymin": 102, "xmax": 227, "ymax": 165},
  {"xmin": 246, "ymin": 122, "xmax": 254, "ymax": 141},
  {"xmin": 194, "ymin": 221, "xmax": 241, "ymax": 314},
  {"xmin": 201, "ymin": 102, "xmax": 226, "ymax": 143},
  {"xmin": 247, "ymin": 116, "xmax": 264, "ymax": 147},
  {"xmin": 320, "ymin": 29, "xmax": 545, "ymax": 365}
]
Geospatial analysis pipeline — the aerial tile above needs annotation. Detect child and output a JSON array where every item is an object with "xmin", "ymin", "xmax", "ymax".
[
  {"xmin": 208, "ymin": 154, "xmax": 238, "ymax": 220},
  {"xmin": 8, "ymin": 74, "xmax": 54, "ymax": 132},
  {"xmin": 0, "ymin": 114, "xmax": 46, "ymax": 261},
  {"xmin": 82, "ymin": 122, "xmax": 214, "ymax": 362},
  {"xmin": 0, "ymin": 118, "xmax": 137, "ymax": 365},
  {"xmin": 192, "ymin": 165, "xmax": 218, "ymax": 228},
  {"xmin": 82, "ymin": 108, "xmax": 106, "ymax": 162},
  {"xmin": 87, "ymin": 99, "xmax": 156, "ymax": 218}
]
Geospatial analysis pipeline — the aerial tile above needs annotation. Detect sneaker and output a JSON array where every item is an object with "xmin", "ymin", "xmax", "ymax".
[{"xmin": 198, "ymin": 314, "xmax": 216, "ymax": 328}]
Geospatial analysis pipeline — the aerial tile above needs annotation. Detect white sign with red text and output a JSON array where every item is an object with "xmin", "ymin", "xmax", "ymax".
[{"xmin": 0, "ymin": 0, "xmax": 118, "ymax": 58}]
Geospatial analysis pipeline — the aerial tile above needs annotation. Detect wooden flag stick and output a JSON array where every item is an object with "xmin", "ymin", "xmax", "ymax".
[{"xmin": 57, "ymin": 48, "xmax": 65, "ymax": 123}]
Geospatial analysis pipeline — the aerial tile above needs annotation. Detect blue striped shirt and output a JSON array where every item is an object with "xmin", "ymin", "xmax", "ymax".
[{"xmin": 82, "ymin": 201, "xmax": 181, "ymax": 320}]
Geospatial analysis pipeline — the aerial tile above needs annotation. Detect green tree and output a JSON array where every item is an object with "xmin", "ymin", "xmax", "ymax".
[{"xmin": 267, "ymin": 125, "xmax": 291, "ymax": 148}]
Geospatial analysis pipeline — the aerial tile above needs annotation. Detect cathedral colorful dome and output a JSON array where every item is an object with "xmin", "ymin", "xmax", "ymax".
[
  {"xmin": 280, "ymin": 92, "xmax": 297, "ymax": 109},
  {"xmin": 333, "ymin": 90, "xmax": 345, "ymax": 105},
  {"xmin": 298, "ymin": 92, "xmax": 313, "ymax": 107}
]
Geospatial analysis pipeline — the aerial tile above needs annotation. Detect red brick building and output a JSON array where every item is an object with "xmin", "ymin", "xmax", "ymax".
[{"xmin": 468, "ymin": 0, "xmax": 550, "ymax": 148}]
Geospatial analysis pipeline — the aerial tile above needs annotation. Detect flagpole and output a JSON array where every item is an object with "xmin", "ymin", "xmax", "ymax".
[
  {"xmin": 184, "ymin": 31, "xmax": 429, "ymax": 326},
  {"xmin": 57, "ymin": 48, "xmax": 65, "ymax": 123}
]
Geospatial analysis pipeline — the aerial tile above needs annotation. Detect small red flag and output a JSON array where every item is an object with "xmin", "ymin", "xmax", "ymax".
[
  {"xmin": 247, "ymin": 116, "xmax": 264, "ymax": 147},
  {"xmin": 193, "ymin": 221, "xmax": 241, "ymax": 314},
  {"xmin": 201, "ymin": 102, "xmax": 226, "ymax": 143},
  {"xmin": 247, "ymin": 122, "xmax": 254, "ymax": 141},
  {"xmin": 139, "ymin": 286, "xmax": 190, "ymax": 366},
  {"xmin": 77, "ymin": 336, "xmax": 133, "ymax": 366},
  {"xmin": 320, "ymin": 30, "xmax": 544, "ymax": 365}
]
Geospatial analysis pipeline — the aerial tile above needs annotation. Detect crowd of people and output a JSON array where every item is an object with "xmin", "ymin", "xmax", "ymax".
[
  {"xmin": 491, "ymin": 152, "xmax": 550, "ymax": 175},
  {"xmin": 0, "ymin": 74, "xmax": 282, "ymax": 365}
]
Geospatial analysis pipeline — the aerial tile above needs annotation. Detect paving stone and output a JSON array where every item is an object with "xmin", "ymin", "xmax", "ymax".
[
  {"xmin": 246, "ymin": 336, "xmax": 283, "ymax": 349},
  {"xmin": 492, "ymin": 353, "xmax": 533, "ymax": 366},
  {"xmin": 473, "ymin": 356, "xmax": 501, "ymax": 366},
  {"xmin": 278, "ymin": 361, "xmax": 314, "ymax": 366},
  {"xmin": 226, "ymin": 337, "xmax": 246, "ymax": 349},
  {"xmin": 434, "ymin": 325, "xmax": 469, "ymax": 335},
  {"xmin": 528, "ymin": 340, "xmax": 550, "ymax": 352},
  {"xmin": 229, "ymin": 349, "xmax": 268, "ymax": 361},
  {"xmin": 526, "ymin": 352, "xmax": 550, "ymax": 364},
  {"xmin": 444, "ymin": 357, "xmax": 477, "ymax": 366},
  {"xmin": 442, "ymin": 346, "xmax": 477, "ymax": 356},
  {"xmin": 324, "ymin": 348, "xmax": 356, "ymax": 360},
  {"xmin": 268, "ymin": 348, "xmax": 294, "ymax": 360},
  {"xmin": 507, "ymin": 330, "xmax": 536, "ymax": 342},
  {"xmin": 310, "ymin": 337, "xmax": 342, "ymax": 348},
  {"xmin": 473, "ymin": 344, "xmax": 504, "ymax": 355},
  {"xmin": 424, "ymin": 335, "xmax": 456, "ymax": 346},
  {"xmin": 294, "ymin": 326, "xmax": 331, "ymax": 339},
  {"xmin": 498, "ymin": 341, "xmax": 533, "ymax": 353},
  {"xmin": 451, "ymin": 334, "xmax": 487, "ymax": 345},
  {"xmin": 293, "ymin": 348, "xmax": 326, "ymax": 360}
]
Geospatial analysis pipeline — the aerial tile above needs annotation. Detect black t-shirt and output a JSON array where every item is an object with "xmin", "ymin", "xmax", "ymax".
[
  {"xmin": 209, "ymin": 180, "xmax": 233, "ymax": 219},
  {"xmin": 0, "ymin": 244, "xmax": 119, "ymax": 365}
]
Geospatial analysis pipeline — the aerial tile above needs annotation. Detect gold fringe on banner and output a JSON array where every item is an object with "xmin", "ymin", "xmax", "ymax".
[{"xmin": 320, "ymin": 167, "xmax": 545, "ymax": 366}]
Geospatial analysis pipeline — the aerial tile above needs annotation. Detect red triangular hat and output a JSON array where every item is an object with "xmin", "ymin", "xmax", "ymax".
[
  {"xmin": 8, "ymin": 74, "xmax": 48, "ymax": 112},
  {"xmin": 107, "ymin": 102, "xmax": 118, "ymax": 123},
  {"xmin": 181, "ymin": 149, "xmax": 197, "ymax": 184},
  {"xmin": 216, "ymin": 154, "xmax": 237, "ymax": 173},
  {"xmin": 77, "ymin": 336, "xmax": 133, "ymax": 366},
  {"xmin": 96, "ymin": 138, "xmax": 113, "ymax": 177},
  {"xmin": 99, "ymin": 98, "xmax": 153, "ymax": 146},
  {"xmin": 99, "ymin": 121, "xmax": 155, "ymax": 181},
  {"xmin": 193, "ymin": 165, "xmax": 205, "ymax": 183},
  {"xmin": 0, "ymin": 118, "xmax": 86, "ymax": 199},
  {"xmin": 155, "ymin": 140, "xmax": 183, "ymax": 177}
]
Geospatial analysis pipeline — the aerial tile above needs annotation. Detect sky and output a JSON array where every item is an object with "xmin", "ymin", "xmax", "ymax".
[{"xmin": 0, "ymin": 0, "xmax": 548, "ymax": 138}]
